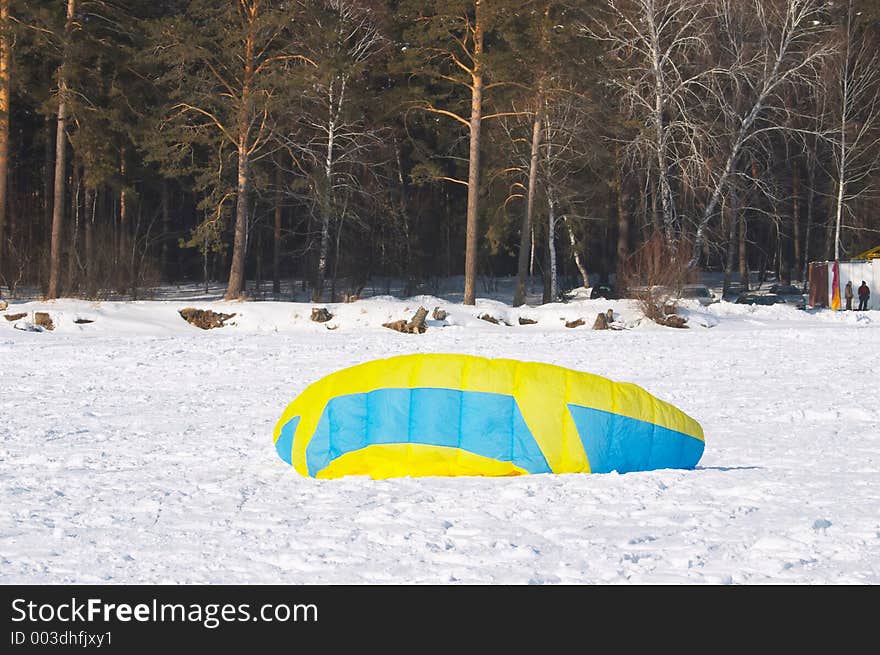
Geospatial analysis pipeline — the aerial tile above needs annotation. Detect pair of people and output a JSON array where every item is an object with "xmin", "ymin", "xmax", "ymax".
[{"xmin": 844, "ymin": 280, "xmax": 870, "ymax": 311}]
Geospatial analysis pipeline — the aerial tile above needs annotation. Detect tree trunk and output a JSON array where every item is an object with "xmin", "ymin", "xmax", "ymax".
[
  {"xmin": 723, "ymin": 191, "xmax": 738, "ymax": 296},
  {"xmin": 225, "ymin": 129, "xmax": 250, "ymax": 300},
  {"xmin": 651, "ymin": 38, "xmax": 675, "ymax": 243},
  {"xmin": 314, "ymin": 175, "xmax": 331, "ymax": 301},
  {"xmin": 616, "ymin": 150, "xmax": 629, "ymax": 282},
  {"xmin": 84, "ymin": 186, "xmax": 95, "ymax": 296},
  {"xmin": 650, "ymin": 179, "xmax": 661, "ymax": 236},
  {"xmin": 393, "ymin": 133, "xmax": 415, "ymax": 295},
  {"xmin": 833, "ymin": 5, "xmax": 852, "ymax": 263},
  {"xmin": 47, "ymin": 106, "xmax": 66, "ymax": 298},
  {"xmin": 0, "ymin": 0, "xmax": 10, "ymax": 272},
  {"xmin": 803, "ymin": 146, "xmax": 816, "ymax": 275},
  {"xmin": 273, "ymin": 166, "xmax": 282, "ymax": 295},
  {"xmin": 42, "ymin": 116, "xmax": 53, "ymax": 238},
  {"xmin": 824, "ymin": 196, "xmax": 835, "ymax": 260},
  {"xmin": 118, "ymin": 151, "xmax": 127, "ymax": 280},
  {"xmin": 203, "ymin": 227, "xmax": 209, "ymax": 295},
  {"xmin": 529, "ymin": 222, "xmax": 535, "ymax": 276},
  {"xmin": 315, "ymin": 77, "xmax": 344, "ymax": 302},
  {"xmin": 513, "ymin": 87, "xmax": 543, "ymax": 307},
  {"xmin": 255, "ymin": 216, "xmax": 263, "ymax": 297},
  {"xmin": 791, "ymin": 160, "xmax": 802, "ymax": 282},
  {"xmin": 66, "ymin": 163, "xmax": 80, "ymax": 290},
  {"xmin": 47, "ymin": 0, "xmax": 75, "ymax": 299},
  {"xmin": 512, "ymin": 1, "xmax": 551, "ymax": 306},
  {"xmin": 224, "ymin": 31, "xmax": 254, "ymax": 301},
  {"xmin": 330, "ymin": 207, "xmax": 345, "ymax": 303},
  {"xmin": 129, "ymin": 189, "xmax": 141, "ymax": 298},
  {"xmin": 833, "ymin": 113, "xmax": 846, "ymax": 262},
  {"xmin": 462, "ymin": 0, "xmax": 484, "ymax": 306},
  {"xmin": 738, "ymin": 206, "xmax": 748, "ymax": 292},
  {"xmin": 546, "ymin": 192, "xmax": 557, "ymax": 302},
  {"xmin": 160, "ymin": 180, "xmax": 171, "ymax": 283},
  {"xmin": 566, "ymin": 219, "xmax": 588, "ymax": 288},
  {"xmin": 774, "ymin": 199, "xmax": 787, "ymax": 283}
]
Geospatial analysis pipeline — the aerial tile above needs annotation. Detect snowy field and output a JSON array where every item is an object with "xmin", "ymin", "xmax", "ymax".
[{"xmin": 1, "ymin": 287, "xmax": 878, "ymax": 584}]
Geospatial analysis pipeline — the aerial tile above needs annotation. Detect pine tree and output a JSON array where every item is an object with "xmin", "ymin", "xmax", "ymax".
[
  {"xmin": 46, "ymin": 0, "xmax": 76, "ymax": 299},
  {"xmin": 397, "ymin": 0, "xmax": 515, "ymax": 305},
  {"xmin": 0, "ymin": 0, "xmax": 11, "ymax": 274},
  {"xmin": 146, "ymin": 0, "xmax": 313, "ymax": 300}
]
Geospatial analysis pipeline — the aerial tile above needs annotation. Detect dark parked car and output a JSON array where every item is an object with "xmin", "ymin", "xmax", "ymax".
[
  {"xmin": 767, "ymin": 283, "xmax": 807, "ymax": 309},
  {"xmin": 680, "ymin": 284, "xmax": 719, "ymax": 306},
  {"xmin": 734, "ymin": 292, "xmax": 787, "ymax": 306},
  {"xmin": 590, "ymin": 283, "xmax": 619, "ymax": 300},
  {"xmin": 721, "ymin": 282, "xmax": 746, "ymax": 302}
]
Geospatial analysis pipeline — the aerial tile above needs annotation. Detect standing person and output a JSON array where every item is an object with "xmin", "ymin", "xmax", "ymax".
[
  {"xmin": 844, "ymin": 281, "xmax": 854, "ymax": 310},
  {"xmin": 857, "ymin": 280, "xmax": 870, "ymax": 311}
]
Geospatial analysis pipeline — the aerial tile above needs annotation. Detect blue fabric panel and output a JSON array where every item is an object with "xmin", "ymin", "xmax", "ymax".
[
  {"xmin": 275, "ymin": 416, "xmax": 299, "ymax": 465},
  {"xmin": 306, "ymin": 411, "xmax": 332, "ymax": 476},
  {"xmin": 305, "ymin": 388, "xmax": 551, "ymax": 475},
  {"xmin": 366, "ymin": 388, "xmax": 411, "ymax": 445},
  {"xmin": 327, "ymin": 393, "xmax": 368, "ymax": 458},
  {"xmin": 409, "ymin": 388, "xmax": 461, "ymax": 447},
  {"xmin": 460, "ymin": 391, "xmax": 514, "ymax": 461},
  {"xmin": 567, "ymin": 404, "xmax": 704, "ymax": 473}
]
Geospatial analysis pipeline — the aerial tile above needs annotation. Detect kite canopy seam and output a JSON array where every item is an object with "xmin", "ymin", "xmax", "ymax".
[{"xmin": 273, "ymin": 353, "xmax": 705, "ymax": 479}]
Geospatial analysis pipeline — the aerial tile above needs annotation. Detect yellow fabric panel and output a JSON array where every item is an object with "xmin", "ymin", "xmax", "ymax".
[
  {"xmin": 316, "ymin": 443, "xmax": 529, "ymax": 480},
  {"xmin": 273, "ymin": 353, "xmax": 704, "ymax": 477},
  {"xmin": 511, "ymin": 363, "xmax": 590, "ymax": 473}
]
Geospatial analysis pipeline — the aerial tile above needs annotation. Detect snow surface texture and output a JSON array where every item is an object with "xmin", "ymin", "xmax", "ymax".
[{"xmin": 1, "ymin": 291, "xmax": 878, "ymax": 584}]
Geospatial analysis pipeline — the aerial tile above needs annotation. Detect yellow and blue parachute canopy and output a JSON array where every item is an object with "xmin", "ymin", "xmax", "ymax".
[{"xmin": 273, "ymin": 353, "xmax": 705, "ymax": 479}]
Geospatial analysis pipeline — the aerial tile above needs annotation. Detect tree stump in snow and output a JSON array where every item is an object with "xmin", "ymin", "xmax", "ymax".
[
  {"xmin": 383, "ymin": 306, "xmax": 429, "ymax": 334},
  {"xmin": 662, "ymin": 315, "xmax": 688, "ymax": 329},
  {"xmin": 179, "ymin": 307, "xmax": 236, "ymax": 330},
  {"xmin": 4, "ymin": 312, "xmax": 26, "ymax": 321},
  {"xmin": 0, "ymin": 299, "xmax": 8, "ymax": 311},
  {"xmin": 565, "ymin": 318, "xmax": 586, "ymax": 329},
  {"xmin": 592, "ymin": 312, "xmax": 609, "ymax": 330},
  {"xmin": 479, "ymin": 313, "xmax": 506, "ymax": 325},
  {"xmin": 606, "ymin": 309, "xmax": 614, "ymax": 324},
  {"xmin": 432, "ymin": 307, "xmax": 448, "ymax": 321},
  {"xmin": 383, "ymin": 319, "xmax": 408, "ymax": 332},
  {"xmin": 409, "ymin": 306, "xmax": 428, "ymax": 333},
  {"xmin": 311, "ymin": 307, "xmax": 333, "ymax": 323},
  {"xmin": 35, "ymin": 312, "xmax": 55, "ymax": 331},
  {"xmin": 518, "ymin": 317, "xmax": 538, "ymax": 325}
]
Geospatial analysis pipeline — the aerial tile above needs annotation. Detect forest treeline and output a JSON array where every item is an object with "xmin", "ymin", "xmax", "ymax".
[{"xmin": 0, "ymin": 0, "xmax": 878, "ymax": 303}]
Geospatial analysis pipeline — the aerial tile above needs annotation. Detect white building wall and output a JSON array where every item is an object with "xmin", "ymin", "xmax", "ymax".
[{"xmin": 832, "ymin": 260, "xmax": 878, "ymax": 310}]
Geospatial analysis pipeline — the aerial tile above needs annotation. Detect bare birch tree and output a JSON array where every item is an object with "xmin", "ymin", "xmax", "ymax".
[
  {"xmin": 587, "ymin": 0, "xmax": 714, "ymax": 246},
  {"xmin": 539, "ymin": 90, "xmax": 597, "ymax": 301},
  {"xmin": 688, "ymin": 0, "xmax": 834, "ymax": 267},
  {"xmin": 829, "ymin": 0, "xmax": 880, "ymax": 260},
  {"xmin": 294, "ymin": 0, "xmax": 385, "ymax": 302}
]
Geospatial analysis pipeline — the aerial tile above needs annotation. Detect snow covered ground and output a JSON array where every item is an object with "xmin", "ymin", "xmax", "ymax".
[{"xmin": 1, "ymin": 287, "xmax": 878, "ymax": 584}]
